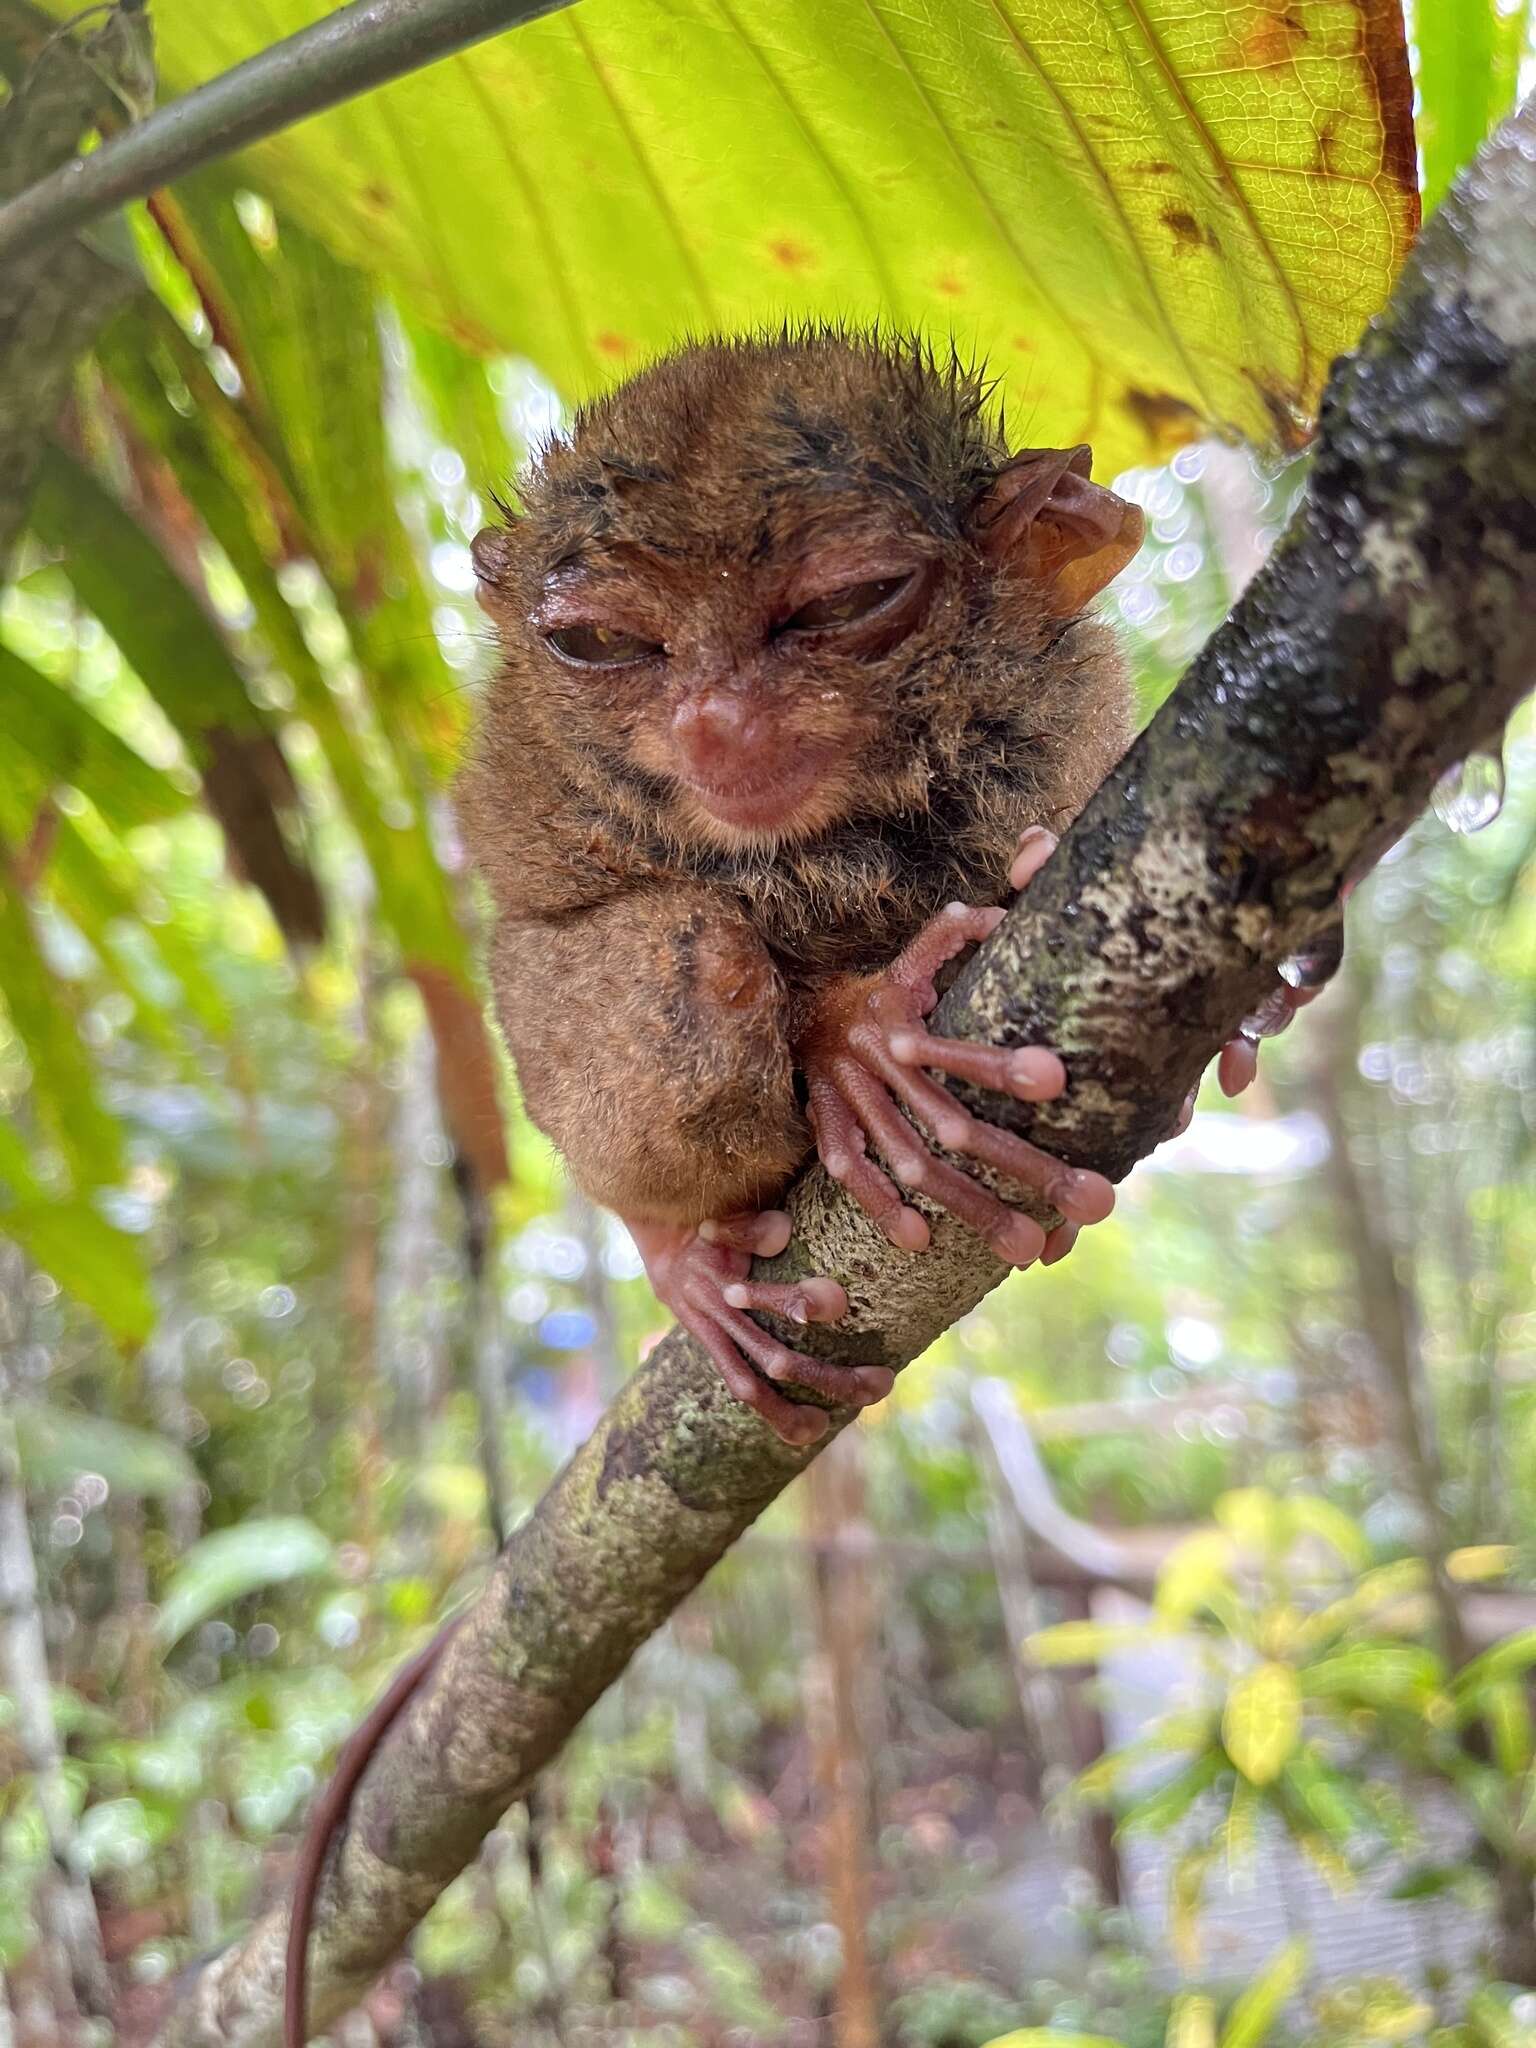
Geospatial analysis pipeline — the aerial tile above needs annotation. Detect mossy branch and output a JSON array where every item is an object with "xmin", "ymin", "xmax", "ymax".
[{"xmin": 159, "ymin": 94, "xmax": 1536, "ymax": 2048}]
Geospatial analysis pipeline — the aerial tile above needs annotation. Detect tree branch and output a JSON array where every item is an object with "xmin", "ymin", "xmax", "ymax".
[
  {"xmin": 0, "ymin": 0, "xmax": 575, "ymax": 269},
  {"xmin": 159, "ymin": 93, "xmax": 1536, "ymax": 2048}
]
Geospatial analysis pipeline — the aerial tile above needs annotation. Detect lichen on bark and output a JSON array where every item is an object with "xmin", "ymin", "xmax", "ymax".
[{"xmin": 159, "ymin": 93, "xmax": 1536, "ymax": 2048}]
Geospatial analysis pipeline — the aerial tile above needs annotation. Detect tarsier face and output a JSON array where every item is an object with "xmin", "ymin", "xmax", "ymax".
[{"xmin": 472, "ymin": 332, "xmax": 1144, "ymax": 850}]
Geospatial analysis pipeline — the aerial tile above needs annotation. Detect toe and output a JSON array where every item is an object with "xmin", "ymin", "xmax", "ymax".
[
  {"xmin": 764, "ymin": 1352, "xmax": 894, "ymax": 1408},
  {"xmin": 722, "ymin": 1276, "xmax": 849, "ymax": 1324},
  {"xmin": 1041, "ymin": 1220, "xmax": 1079, "ymax": 1265},
  {"xmin": 1009, "ymin": 826, "xmax": 1058, "ymax": 891},
  {"xmin": 700, "ymin": 1209, "xmax": 794, "ymax": 1256},
  {"xmin": 1218, "ymin": 1036, "xmax": 1259, "ymax": 1097}
]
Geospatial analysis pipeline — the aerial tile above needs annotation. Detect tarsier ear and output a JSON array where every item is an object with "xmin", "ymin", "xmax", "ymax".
[
  {"xmin": 972, "ymin": 446, "xmax": 1144, "ymax": 617},
  {"xmin": 470, "ymin": 523, "xmax": 514, "ymax": 589}
]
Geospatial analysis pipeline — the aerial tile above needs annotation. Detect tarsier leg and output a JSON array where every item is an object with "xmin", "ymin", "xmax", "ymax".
[
  {"xmin": 800, "ymin": 826, "xmax": 1116, "ymax": 1265},
  {"xmin": 627, "ymin": 1213, "xmax": 892, "ymax": 1447}
]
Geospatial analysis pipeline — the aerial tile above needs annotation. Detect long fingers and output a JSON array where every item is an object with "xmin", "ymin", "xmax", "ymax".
[
  {"xmin": 880, "ymin": 1020, "xmax": 1066, "ymax": 1102},
  {"xmin": 675, "ymin": 1303, "xmax": 828, "ymax": 1446},
  {"xmin": 1042, "ymin": 1220, "xmax": 1079, "ymax": 1266},
  {"xmin": 690, "ymin": 1294, "xmax": 889, "ymax": 1410},
  {"xmin": 808, "ymin": 1074, "xmax": 931, "ymax": 1252},
  {"xmin": 888, "ymin": 901, "xmax": 1006, "ymax": 1012},
  {"xmin": 758, "ymin": 1348, "xmax": 895, "ymax": 1408},
  {"xmin": 854, "ymin": 1029, "xmax": 1113, "ymax": 1226},
  {"xmin": 1218, "ymin": 1035, "xmax": 1260, "ymax": 1098},
  {"xmin": 1009, "ymin": 825, "xmax": 1058, "ymax": 892},
  {"xmin": 698, "ymin": 1209, "xmax": 793, "ymax": 1256},
  {"xmin": 832, "ymin": 1058, "xmax": 1046, "ymax": 1267},
  {"xmin": 722, "ymin": 1276, "xmax": 848, "ymax": 1325}
]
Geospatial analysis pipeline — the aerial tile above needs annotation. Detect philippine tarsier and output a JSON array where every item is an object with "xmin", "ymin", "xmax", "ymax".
[
  {"xmin": 286, "ymin": 330, "xmax": 1321, "ymax": 2046},
  {"xmin": 461, "ymin": 325, "xmax": 1307, "ymax": 1441}
]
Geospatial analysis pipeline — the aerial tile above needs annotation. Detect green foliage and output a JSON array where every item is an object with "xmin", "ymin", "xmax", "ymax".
[
  {"xmin": 1, "ymin": 1, "xmax": 1534, "ymax": 2035},
  {"xmin": 1414, "ymin": 0, "xmax": 1533, "ymax": 217},
  {"xmin": 11, "ymin": 1404, "xmax": 195, "ymax": 1497},
  {"xmin": 29, "ymin": 444, "xmax": 269, "ymax": 745},
  {"xmin": 153, "ymin": 1516, "xmax": 334, "ymax": 1648},
  {"xmin": 981, "ymin": 1942, "xmax": 1309, "ymax": 2047}
]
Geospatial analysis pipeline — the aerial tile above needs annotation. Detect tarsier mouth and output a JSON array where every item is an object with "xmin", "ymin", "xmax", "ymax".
[{"xmin": 682, "ymin": 739, "xmax": 846, "ymax": 836}]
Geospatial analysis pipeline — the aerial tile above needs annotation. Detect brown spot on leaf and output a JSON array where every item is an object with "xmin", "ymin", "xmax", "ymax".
[
  {"xmin": 595, "ymin": 331, "xmax": 633, "ymax": 360},
  {"xmin": 1314, "ymin": 112, "xmax": 1346, "ymax": 177},
  {"xmin": 1239, "ymin": 4, "xmax": 1308, "ymax": 69},
  {"xmin": 364, "ymin": 184, "xmax": 391, "ymax": 210},
  {"xmin": 1135, "ymin": 160, "xmax": 1178, "ymax": 176},
  {"xmin": 351, "ymin": 546, "xmax": 385, "ymax": 616},
  {"xmin": 1242, "ymin": 368, "xmax": 1314, "ymax": 452},
  {"xmin": 1121, "ymin": 387, "xmax": 1203, "ymax": 457},
  {"xmin": 767, "ymin": 236, "xmax": 812, "ymax": 273},
  {"xmin": 1162, "ymin": 208, "xmax": 1215, "ymax": 252},
  {"xmin": 935, "ymin": 273, "xmax": 964, "ymax": 298}
]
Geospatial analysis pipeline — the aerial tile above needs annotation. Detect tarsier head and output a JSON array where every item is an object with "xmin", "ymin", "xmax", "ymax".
[{"xmin": 471, "ymin": 327, "xmax": 1144, "ymax": 851}]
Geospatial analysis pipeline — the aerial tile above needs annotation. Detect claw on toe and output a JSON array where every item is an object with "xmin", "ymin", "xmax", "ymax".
[{"xmin": 1009, "ymin": 825, "xmax": 1059, "ymax": 892}]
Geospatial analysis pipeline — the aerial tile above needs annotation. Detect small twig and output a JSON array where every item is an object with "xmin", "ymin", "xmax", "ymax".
[{"xmin": 0, "ymin": 0, "xmax": 577, "ymax": 268}]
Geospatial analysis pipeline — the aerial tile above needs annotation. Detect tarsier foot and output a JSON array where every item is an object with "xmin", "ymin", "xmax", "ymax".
[
  {"xmin": 802, "ymin": 827, "xmax": 1115, "ymax": 1267},
  {"xmin": 627, "ymin": 1212, "xmax": 891, "ymax": 1446}
]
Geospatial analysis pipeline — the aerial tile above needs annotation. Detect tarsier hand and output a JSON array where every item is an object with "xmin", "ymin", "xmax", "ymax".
[
  {"xmin": 800, "ymin": 826, "xmax": 1116, "ymax": 1272},
  {"xmin": 798, "ymin": 820, "xmax": 1346, "ymax": 1273}
]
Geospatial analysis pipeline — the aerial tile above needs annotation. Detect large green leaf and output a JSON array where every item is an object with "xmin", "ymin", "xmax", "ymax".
[
  {"xmin": 0, "ymin": 644, "xmax": 188, "ymax": 832},
  {"xmin": 13, "ymin": 1404, "xmax": 195, "ymax": 1497},
  {"xmin": 0, "ymin": 1195, "xmax": 155, "ymax": 1344},
  {"xmin": 0, "ymin": 1124, "xmax": 153, "ymax": 1344},
  {"xmin": 153, "ymin": 1516, "xmax": 335, "ymax": 1649},
  {"xmin": 142, "ymin": 179, "xmax": 470, "ymax": 770},
  {"xmin": 27, "ymin": 442, "xmax": 325, "ymax": 945},
  {"xmin": 0, "ymin": 876, "xmax": 124, "ymax": 1190},
  {"xmin": 61, "ymin": 0, "xmax": 1417, "ymax": 476},
  {"xmin": 1218, "ymin": 1941, "xmax": 1308, "ymax": 2048},
  {"xmin": 981, "ymin": 2036, "xmax": 1119, "ymax": 2048},
  {"xmin": 98, "ymin": 298, "xmax": 471, "ymax": 975},
  {"xmin": 27, "ymin": 443, "xmax": 259, "ymax": 742},
  {"xmin": 1223, "ymin": 1661, "xmax": 1301, "ymax": 1785}
]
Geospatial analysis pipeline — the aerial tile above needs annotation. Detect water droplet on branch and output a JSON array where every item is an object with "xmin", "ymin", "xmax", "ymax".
[{"xmin": 1432, "ymin": 749, "xmax": 1505, "ymax": 835}]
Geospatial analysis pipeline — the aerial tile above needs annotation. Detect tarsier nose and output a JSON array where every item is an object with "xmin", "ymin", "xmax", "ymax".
[{"xmin": 672, "ymin": 686, "xmax": 756, "ymax": 774}]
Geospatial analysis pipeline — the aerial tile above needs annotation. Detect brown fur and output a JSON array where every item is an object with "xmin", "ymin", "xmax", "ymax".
[{"xmin": 459, "ymin": 327, "xmax": 1135, "ymax": 1226}]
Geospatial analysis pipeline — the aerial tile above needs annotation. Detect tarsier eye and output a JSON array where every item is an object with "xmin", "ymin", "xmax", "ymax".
[
  {"xmin": 781, "ymin": 573, "xmax": 913, "ymax": 632},
  {"xmin": 545, "ymin": 623, "xmax": 664, "ymax": 666}
]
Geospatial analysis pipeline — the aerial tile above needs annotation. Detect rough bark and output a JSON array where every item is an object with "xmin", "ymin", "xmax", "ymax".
[{"xmin": 160, "ymin": 95, "xmax": 1536, "ymax": 2048}]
